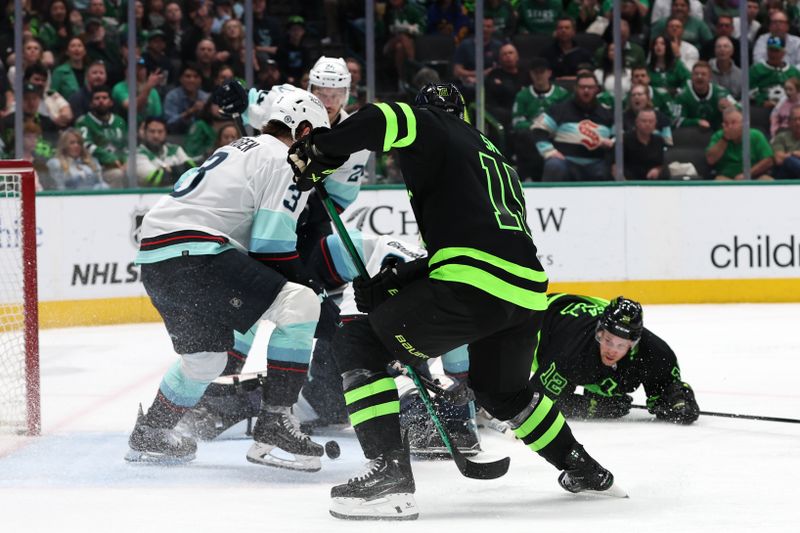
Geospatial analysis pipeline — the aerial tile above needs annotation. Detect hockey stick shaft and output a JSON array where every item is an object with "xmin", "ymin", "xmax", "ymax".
[
  {"xmin": 631, "ymin": 404, "xmax": 800, "ymax": 424},
  {"xmin": 313, "ymin": 184, "xmax": 509, "ymax": 479}
]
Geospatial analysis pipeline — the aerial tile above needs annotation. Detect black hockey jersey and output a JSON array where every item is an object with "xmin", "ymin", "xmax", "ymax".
[
  {"xmin": 533, "ymin": 294, "xmax": 683, "ymax": 405},
  {"xmin": 313, "ymin": 102, "xmax": 548, "ymax": 310}
]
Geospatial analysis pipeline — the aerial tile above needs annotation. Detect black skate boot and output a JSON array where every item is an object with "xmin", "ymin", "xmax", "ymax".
[
  {"xmin": 330, "ymin": 448, "xmax": 418, "ymax": 520},
  {"xmin": 125, "ymin": 404, "xmax": 197, "ymax": 464},
  {"xmin": 246, "ymin": 406, "xmax": 324, "ymax": 472},
  {"xmin": 558, "ymin": 444, "xmax": 627, "ymax": 497}
]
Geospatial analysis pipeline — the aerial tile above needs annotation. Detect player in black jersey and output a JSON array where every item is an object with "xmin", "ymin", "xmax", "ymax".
[
  {"xmin": 534, "ymin": 294, "xmax": 700, "ymax": 424},
  {"xmin": 288, "ymin": 83, "xmax": 622, "ymax": 520}
]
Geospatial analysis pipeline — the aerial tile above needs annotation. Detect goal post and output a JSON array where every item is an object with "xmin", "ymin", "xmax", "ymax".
[{"xmin": 0, "ymin": 160, "xmax": 40, "ymax": 436}]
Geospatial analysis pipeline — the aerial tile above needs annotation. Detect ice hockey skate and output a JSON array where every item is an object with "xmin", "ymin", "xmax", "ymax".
[
  {"xmin": 125, "ymin": 404, "xmax": 197, "ymax": 464},
  {"xmin": 330, "ymin": 448, "xmax": 418, "ymax": 521},
  {"xmin": 246, "ymin": 406, "xmax": 324, "ymax": 472},
  {"xmin": 558, "ymin": 444, "xmax": 628, "ymax": 498}
]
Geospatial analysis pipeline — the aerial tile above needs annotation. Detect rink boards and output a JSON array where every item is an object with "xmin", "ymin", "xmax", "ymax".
[{"xmin": 9, "ymin": 182, "xmax": 800, "ymax": 327}]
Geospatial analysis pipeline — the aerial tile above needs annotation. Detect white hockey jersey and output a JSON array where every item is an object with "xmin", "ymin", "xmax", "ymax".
[
  {"xmin": 246, "ymin": 85, "xmax": 367, "ymax": 210},
  {"xmin": 323, "ymin": 232, "xmax": 426, "ymax": 316},
  {"xmin": 136, "ymin": 134, "xmax": 310, "ymax": 263},
  {"xmin": 324, "ymin": 108, "xmax": 370, "ymax": 209}
]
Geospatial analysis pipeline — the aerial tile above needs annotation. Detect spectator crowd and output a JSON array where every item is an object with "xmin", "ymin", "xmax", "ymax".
[{"xmin": 3, "ymin": 0, "xmax": 800, "ymax": 187}]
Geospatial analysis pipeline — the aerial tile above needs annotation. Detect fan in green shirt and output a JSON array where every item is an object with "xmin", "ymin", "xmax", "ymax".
[
  {"xmin": 111, "ymin": 60, "xmax": 164, "ymax": 123},
  {"xmin": 674, "ymin": 62, "xmax": 738, "ymax": 130},
  {"xmin": 512, "ymin": 58, "xmax": 570, "ymax": 131},
  {"xmin": 706, "ymin": 108, "xmax": 774, "ymax": 180},
  {"xmin": 517, "ymin": 0, "xmax": 563, "ymax": 35},
  {"xmin": 749, "ymin": 35, "xmax": 800, "ymax": 108}
]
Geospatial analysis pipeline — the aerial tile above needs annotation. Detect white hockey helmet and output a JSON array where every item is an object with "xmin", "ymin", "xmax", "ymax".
[
  {"xmin": 309, "ymin": 56, "xmax": 351, "ymax": 90},
  {"xmin": 244, "ymin": 84, "xmax": 298, "ymax": 130},
  {"xmin": 266, "ymin": 88, "xmax": 330, "ymax": 140}
]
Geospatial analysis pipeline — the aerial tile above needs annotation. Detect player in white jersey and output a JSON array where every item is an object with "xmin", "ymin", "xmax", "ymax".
[
  {"xmin": 213, "ymin": 58, "xmax": 369, "ymax": 391},
  {"xmin": 126, "ymin": 86, "xmax": 348, "ymax": 472}
]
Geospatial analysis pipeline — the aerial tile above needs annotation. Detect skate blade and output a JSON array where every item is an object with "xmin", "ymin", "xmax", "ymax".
[
  {"xmin": 579, "ymin": 482, "xmax": 629, "ymax": 499},
  {"xmin": 124, "ymin": 448, "xmax": 195, "ymax": 465},
  {"xmin": 330, "ymin": 493, "xmax": 419, "ymax": 521},
  {"xmin": 246, "ymin": 442, "xmax": 321, "ymax": 472}
]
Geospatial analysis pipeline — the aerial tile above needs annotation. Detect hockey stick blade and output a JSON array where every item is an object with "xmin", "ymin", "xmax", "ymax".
[
  {"xmin": 405, "ymin": 365, "xmax": 510, "ymax": 480},
  {"xmin": 631, "ymin": 404, "xmax": 800, "ymax": 424}
]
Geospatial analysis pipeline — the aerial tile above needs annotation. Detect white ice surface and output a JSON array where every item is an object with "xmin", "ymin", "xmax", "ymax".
[{"xmin": 1, "ymin": 304, "xmax": 799, "ymax": 532}]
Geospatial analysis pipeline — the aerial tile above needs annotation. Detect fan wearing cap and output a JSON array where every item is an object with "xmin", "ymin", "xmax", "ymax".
[
  {"xmin": 749, "ymin": 35, "xmax": 800, "ymax": 109},
  {"xmin": 530, "ymin": 294, "xmax": 699, "ymax": 425},
  {"xmin": 753, "ymin": 9, "xmax": 800, "ymax": 67},
  {"xmin": 511, "ymin": 57, "xmax": 570, "ymax": 181},
  {"xmin": 0, "ymin": 82, "xmax": 58, "ymax": 159},
  {"xmin": 275, "ymin": 16, "xmax": 313, "ymax": 85}
]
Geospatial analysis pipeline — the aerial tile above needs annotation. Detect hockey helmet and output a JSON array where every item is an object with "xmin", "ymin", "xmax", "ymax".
[
  {"xmin": 309, "ymin": 56, "xmax": 351, "ymax": 90},
  {"xmin": 597, "ymin": 297, "xmax": 643, "ymax": 342},
  {"xmin": 309, "ymin": 56, "xmax": 351, "ymax": 115},
  {"xmin": 265, "ymin": 88, "xmax": 330, "ymax": 140},
  {"xmin": 414, "ymin": 83, "xmax": 466, "ymax": 121},
  {"xmin": 244, "ymin": 84, "xmax": 299, "ymax": 130}
]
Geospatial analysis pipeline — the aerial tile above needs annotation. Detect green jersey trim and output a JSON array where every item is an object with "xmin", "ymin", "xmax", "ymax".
[
  {"xmin": 429, "ymin": 246, "xmax": 548, "ymax": 282},
  {"xmin": 344, "ymin": 377, "xmax": 397, "ymax": 404},
  {"xmin": 513, "ymin": 393, "xmax": 554, "ymax": 438},
  {"xmin": 374, "ymin": 102, "xmax": 417, "ymax": 152},
  {"xmin": 429, "ymin": 263, "xmax": 547, "ymax": 310},
  {"xmin": 348, "ymin": 401, "xmax": 401, "ymax": 427},
  {"xmin": 135, "ymin": 242, "xmax": 235, "ymax": 264}
]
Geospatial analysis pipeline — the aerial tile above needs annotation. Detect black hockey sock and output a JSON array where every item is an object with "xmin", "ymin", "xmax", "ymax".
[
  {"xmin": 302, "ymin": 338, "xmax": 347, "ymax": 421},
  {"xmin": 262, "ymin": 360, "xmax": 308, "ymax": 407},
  {"xmin": 343, "ymin": 369, "xmax": 403, "ymax": 459},
  {"xmin": 145, "ymin": 391, "xmax": 189, "ymax": 429},
  {"xmin": 508, "ymin": 392, "xmax": 576, "ymax": 470}
]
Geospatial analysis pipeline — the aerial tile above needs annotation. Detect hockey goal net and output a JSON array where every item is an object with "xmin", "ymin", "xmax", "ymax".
[{"xmin": 0, "ymin": 160, "xmax": 39, "ymax": 436}]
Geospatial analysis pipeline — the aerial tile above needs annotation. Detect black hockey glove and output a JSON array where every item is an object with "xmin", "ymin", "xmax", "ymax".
[
  {"xmin": 353, "ymin": 271, "xmax": 401, "ymax": 313},
  {"xmin": 287, "ymin": 128, "xmax": 349, "ymax": 192},
  {"xmin": 559, "ymin": 392, "xmax": 632, "ymax": 419},
  {"xmin": 650, "ymin": 382, "xmax": 700, "ymax": 425},
  {"xmin": 314, "ymin": 292, "xmax": 342, "ymax": 341},
  {"xmin": 211, "ymin": 79, "xmax": 248, "ymax": 116}
]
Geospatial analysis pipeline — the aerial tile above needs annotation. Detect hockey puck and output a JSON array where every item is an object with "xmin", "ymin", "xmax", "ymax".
[{"xmin": 325, "ymin": 440, "xmax": 341, "ymax": 459}]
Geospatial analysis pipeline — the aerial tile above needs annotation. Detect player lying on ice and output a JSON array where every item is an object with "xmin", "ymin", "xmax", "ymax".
[
  {"xmin": 530, "ymin": 294, "xmax": 700, "ymax": 425},
  {"xmin": 286, "ymin": 82, "xmax": 625, "ymax": 520},
  {"xmin": 125, "ymin": 82, "xmax": 343, "ymax": 471}
]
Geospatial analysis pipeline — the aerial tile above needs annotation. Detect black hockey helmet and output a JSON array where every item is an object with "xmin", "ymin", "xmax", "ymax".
[
  {"xmin": 414, "ymin": 83, "xmax": 466, "ymax": 120},
  {"xmin": 597, "ymin": 297, "xmax": 643, "ymax": 341}
]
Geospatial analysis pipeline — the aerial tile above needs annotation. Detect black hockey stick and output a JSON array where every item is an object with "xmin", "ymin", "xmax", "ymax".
[
  {"xmin": 402, "ymin": 365, "xmax": 510, "ymax": 479},
  {"xmin": 313, "ymin": 183, "xmax": 510, "ymax": 480},
  {"xmin": 631, "ymin": 404, "xmax": 800, "ymax": 424}
]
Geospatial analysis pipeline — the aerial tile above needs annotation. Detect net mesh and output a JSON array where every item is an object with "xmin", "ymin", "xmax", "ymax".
[{"xmin": 0, "ymin": 173, "xmax": 27, "ymax": 433}]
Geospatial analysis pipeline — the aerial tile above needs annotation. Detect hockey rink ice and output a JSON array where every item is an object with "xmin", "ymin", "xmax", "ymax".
[{"xmin": 1, "ymin": 303, "xmax": 798, "ymax": 532}]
